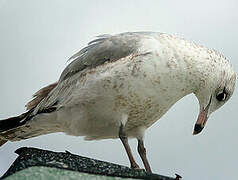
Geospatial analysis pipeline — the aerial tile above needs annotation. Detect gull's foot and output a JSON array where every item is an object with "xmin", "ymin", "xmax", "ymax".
[
  {"xmin": 130, "ymin": 164, "xmax": 147, "ymax": 172},
  {"xmin": 131, "ymin": 162, "xmax": 140, "ymax": 169}
]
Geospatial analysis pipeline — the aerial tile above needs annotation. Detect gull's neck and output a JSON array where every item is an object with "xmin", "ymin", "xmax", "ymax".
[{"xmin": 151, "ymin": 34, "xmax": 227, "ymax": 102}]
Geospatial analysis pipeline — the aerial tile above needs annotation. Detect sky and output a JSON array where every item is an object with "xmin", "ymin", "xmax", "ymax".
[{"xmin": 0, "ymin": 0, "xmax": 238, "ymax": 179}]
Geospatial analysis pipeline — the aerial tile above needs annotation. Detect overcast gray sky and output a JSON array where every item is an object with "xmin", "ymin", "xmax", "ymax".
[{"xmin": 0, "ymin": 0, "xmax": 237, "ymax": 179}]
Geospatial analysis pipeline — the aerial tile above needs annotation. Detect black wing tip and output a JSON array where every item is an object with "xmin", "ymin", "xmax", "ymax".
[{"xmin": 0, "ymin": 110, "xmax": 33, "ymax": 133}]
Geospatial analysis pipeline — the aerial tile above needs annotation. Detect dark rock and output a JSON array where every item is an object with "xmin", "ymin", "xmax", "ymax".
[{"xmin": 1, "ymin": 147, "xmax": 178, "ymax": 180}]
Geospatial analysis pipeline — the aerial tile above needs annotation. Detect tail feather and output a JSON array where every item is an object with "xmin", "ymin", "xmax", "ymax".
[
  {"xmin": 0, "ymin": 110, "xmax": 33, "ymax": 133},
  {"xmin": 0, "ymin": 124, "xmax": 41, "ymax": 141},
  {"xmin": 0, "ymin": 110, "xmax": 60, "ymax": 144},
  {"xmin": 0, "ymin": 82, "xmax": 59, "ymax": 146},
  {"xmin": 0, "ymin": 110, "xmax": 34, "ymax": 145}
]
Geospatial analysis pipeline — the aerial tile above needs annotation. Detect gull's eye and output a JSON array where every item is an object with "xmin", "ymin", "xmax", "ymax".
[{"xmin": 216, "ymin": 92, "xmax": 227, "ymax": 101}]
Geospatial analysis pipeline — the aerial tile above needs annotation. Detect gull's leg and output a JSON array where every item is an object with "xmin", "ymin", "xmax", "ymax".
[
  {"xmin": 137, "ymin": 138, "xmax": 152, "ymax": 173},
  {"xmin": 119, "ymin": 124, "xmax": 139, "ymax": 169}
]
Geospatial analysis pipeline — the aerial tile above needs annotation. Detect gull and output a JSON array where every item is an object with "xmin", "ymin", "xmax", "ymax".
[{"xmin": 0, "ymin": 32, "xmax": 236, "ymax": 172}]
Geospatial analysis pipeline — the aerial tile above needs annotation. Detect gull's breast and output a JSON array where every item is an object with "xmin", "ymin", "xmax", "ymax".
[{"xmin": 60, "ymin": 50, "xmax": 188, "ymax": 139}]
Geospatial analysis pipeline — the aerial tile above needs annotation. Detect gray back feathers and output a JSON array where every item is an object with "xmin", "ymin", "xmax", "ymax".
[
  {"xmin": 59, "ymin": 32, "xmax": 145, "ymax": 82},
  {"xmin": 26, "ymin": 32, "xmax": 157, "ymax": 112}
]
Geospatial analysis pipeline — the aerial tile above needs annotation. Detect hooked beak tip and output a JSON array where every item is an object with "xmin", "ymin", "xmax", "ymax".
[{"xmin": 193, "ymin": 124, "xmax": 204, "ymax": 135}]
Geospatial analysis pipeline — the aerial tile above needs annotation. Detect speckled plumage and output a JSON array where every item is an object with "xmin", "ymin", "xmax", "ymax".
[{"xmin": 0, "ymin": 32, "xmax": 236, "ymax": 142}]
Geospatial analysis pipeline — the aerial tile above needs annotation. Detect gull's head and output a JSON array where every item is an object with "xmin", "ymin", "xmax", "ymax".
[{"xmin": 193, "ymin": 55, "xmax": 236, "ymax": 135}]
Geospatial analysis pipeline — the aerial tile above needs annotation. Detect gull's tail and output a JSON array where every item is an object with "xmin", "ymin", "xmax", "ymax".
[
  {"xmin": 0, "ymin": 109, "xmax": 60, "ymax": 147},
  {"xmin": 0, "ymin": 82, "xmax": 59, "ymax": 147},
  {"xmin": 0, "ymin": 110, "xmax": 33, "ymax": 146}
]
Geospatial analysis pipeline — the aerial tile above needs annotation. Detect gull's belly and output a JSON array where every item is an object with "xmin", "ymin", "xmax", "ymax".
[
  {"xmin": 66, "ymin": 74, "xmax": 172, "ymax": 139},
  {"xmin": 73, "ymin": 91, "xmax": 168, "ymax": 139},
  {"xmin": 62, "ymin": 56, "xmax": 184, "ymax": 139}
]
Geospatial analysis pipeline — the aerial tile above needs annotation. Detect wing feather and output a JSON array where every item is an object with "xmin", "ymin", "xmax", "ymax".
[
  {"xmin": 59, "ymin": 32, "xmax": 143, "ymax": 82},
  {"xmin": 32, "ymin": 32, "xmax": 157, "ymax": 114}
]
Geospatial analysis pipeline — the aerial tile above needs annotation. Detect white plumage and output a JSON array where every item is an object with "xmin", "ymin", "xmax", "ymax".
[{"xmin": 0, "ymin": 32, "xmax": 236, "ymax": 172}]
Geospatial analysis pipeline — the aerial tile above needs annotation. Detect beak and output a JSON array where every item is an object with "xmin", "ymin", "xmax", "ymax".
[{"xmin": 193, "ymin": 96, "xmax": 212, "ymax": 135}]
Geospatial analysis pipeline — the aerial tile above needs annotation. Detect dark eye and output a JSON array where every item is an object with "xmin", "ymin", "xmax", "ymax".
[{"xmin": 216, "ymin": 92, "xmax": 227, "ymax": 101}]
